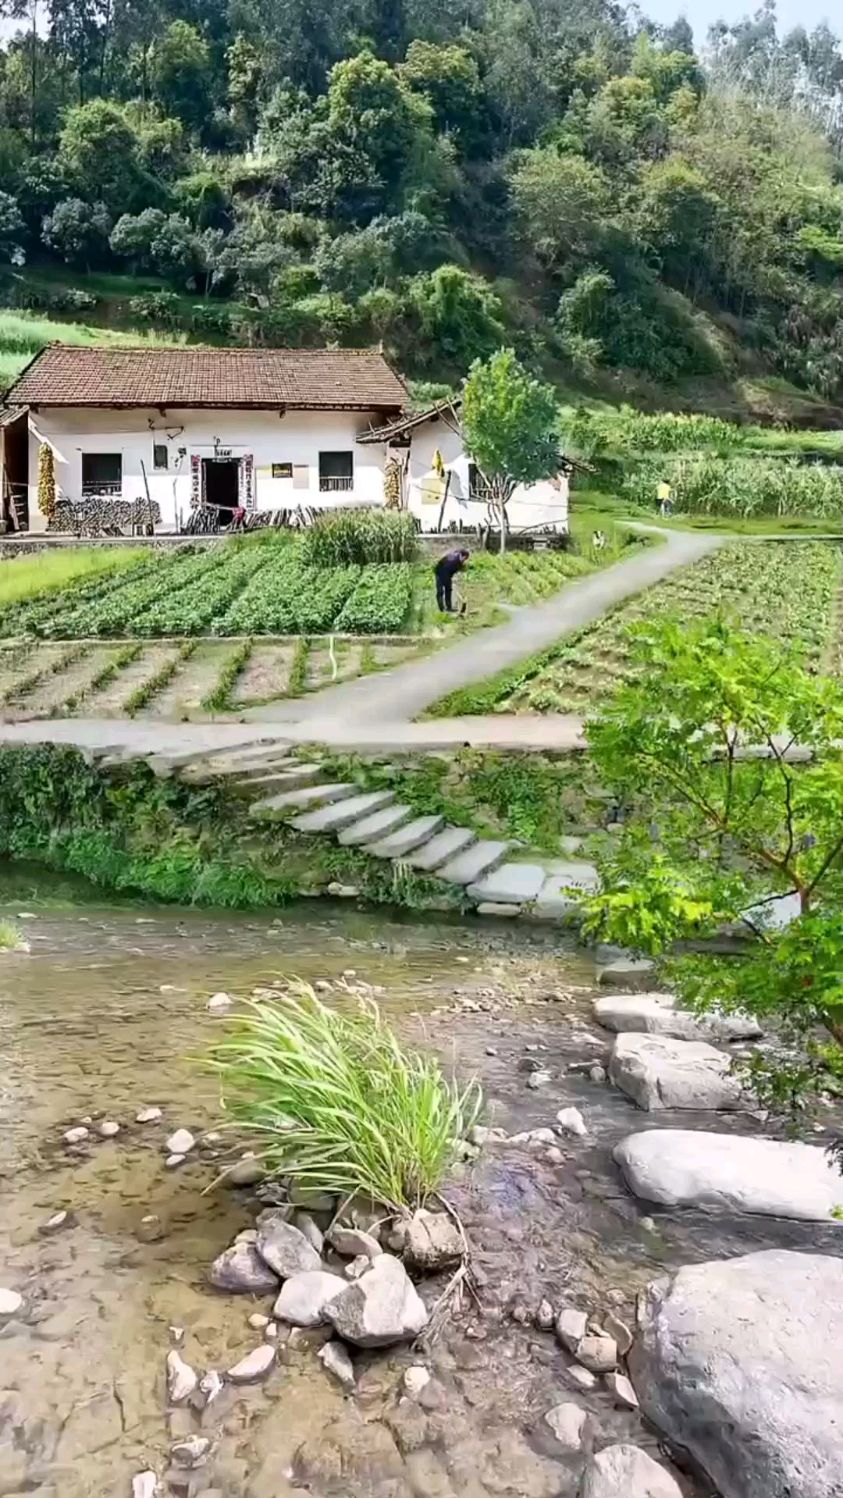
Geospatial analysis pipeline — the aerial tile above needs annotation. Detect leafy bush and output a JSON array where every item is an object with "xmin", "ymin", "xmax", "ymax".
[
  {"xmin": 209, "ymin": 981, "xmax": 482, "ymax": 1210},
  {"xmin": 301, "ymin": 508, "xmax": 418, "ymax": 566},
  {"xmin": 623, "ymin": 454, "xmax": 843, "ymax": 518}
]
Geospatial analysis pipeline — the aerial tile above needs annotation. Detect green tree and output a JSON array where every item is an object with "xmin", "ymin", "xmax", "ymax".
[
  {"xmin": 0, "ymin": 189, "xmax": 25, "ymax": 261},
  {"xmin": 461, "ymin": 346, "xmax": 559, "ymax": 549},
  {"xmin": 509, "ymin": 149, "xmax": 609, "ymax": 270},
  {"xmin": 400, "ymin": 39, "xmax": 486, "ymax": 154},
  {"xmin": 408, "ymin": 264, "xmax": 504, "ymax": 370},
  {"xmin": 58, "ymin": 101, "xmax": 146, "ymax": 214},
  {"xmin": 149, "ymin": 20, "xmax": 212, "ymax": 131},
  {"xmin": 42, "ymin": 196, "xmax": 112, "ymax": 268},
  {"xmin": 581, "ymin": 615, "xmax": 843, "ymax": 1115}
]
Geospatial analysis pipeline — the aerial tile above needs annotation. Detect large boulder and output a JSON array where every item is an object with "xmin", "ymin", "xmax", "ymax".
[
  {"xmin": 579, "ymin": 1444, "xmax": 682, "ymax": 1497},
  {"xmin": 614, "ymin": 1129, "xmax": 843, "ymax": 1222},
  {"xmin": 609, "ymin": 1033, "xmax": 747, "ymax": 1111},
  {"xmin": 594, "ymin": 992, "xmax": 761, "ymax": 1042},
  {"xmin": 255, "ymin": 1214, "xmax": 322, "ymax": 1279},
  {"xmin": 630, "ymin": 1250, "xmax": 843, "ymax": 1498},
  {"xmin": 325, "ymin": 1253, "xmax": 428, "ymax": 1347}
]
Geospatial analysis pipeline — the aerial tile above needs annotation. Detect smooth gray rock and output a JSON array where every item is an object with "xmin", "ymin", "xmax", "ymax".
[
  {"xmin": 327, "ymin": 1224, "xmax": 382, "ymax": 1259},
  {"xmin": 556, "ymin": 1107, "xmax": 588, "ymax": 1137},
  {"xmin": 598, "ymin": 957, "xmax": 655, "ymax": 990},
  {"xmin": 615, "ymin": 1130, "xmax": 843, "ymax": 1222},
  {"xmin": 255, "ymin": 1214, "xmax": 322, "ymax": 1278},
  {"xmin": 273, "ymin": 1270, "xmax": 346, "ymax": 1327},
  {"xmin": 594, "ymin": 992, "xmax": 761, "ymax": 1042},
  {"xmin": 318, "ymin": 1339, "xmax": 355, "ymax": 1389},
  {"xmin": 544, "ymin": 1402, "xmax": 588, "ymax": 1450},
  {"xmin": 531, "ymin": 874, "xmax": 582, "ymax": 923},
  {"xmin": 165, "ymin": 1128, "xmax": 195, "ymax": 1154},
  {"xmin": 226, "ymin": 1344, "xmax": 276, "ymax": 1382},
  {"xmin": 403, "ymin": 1209, "xmax": 464, "ymax": 1272},
  {"xmin": 579, "ymin": 1444, "xmax": 681, "ymax": 1498},
  {"xmin": 556, "ymin": 1308, "xmax": 588, "ymax": 1353},
  {"xmin": 630, "ymin": 1251, "xmax": 843, "ymax": 1498},
  {"xmin": 467, "ymin": 862, "xmax": 546, "ymax": 904},
  {"xmin": 170, "ymin": 1436, "xmax": 212, "ymax": 1469},
  {"xmin": 209, "ymin": 1241, "xmax": 279, "ymax": 1294},
  {"xmin": 609, "ymin": 1033, "xmax": 747, "ymax": 1111},
  {"xmin": 575, "ymin": 1334, "xmax": 617, "ymax": 1373},
  {"xmin": 254, "ymin": 782, "xmax": 355, "ymax": 818},
  {"xmin": 325, "ymin": 1252, "xmax": 428, "ymax": 1347},
  {"xmin": 0, "ymin": 1288, "xmax": 23, "ymax": 1319},
  {"xmin": 166, "ymin": 1350, "xmax": 197, "ymax": 1403}
]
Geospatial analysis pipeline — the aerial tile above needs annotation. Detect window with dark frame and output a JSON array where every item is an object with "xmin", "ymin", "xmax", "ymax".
[
  {"xmin": 318, "ymin": 451, "xmax": 354, "ymax": 492},
  {"xmin": 153, "ymin": 443, "xmax": 168, "ymax": 471},
  {"xmin": 81, "ymin": 452, "xmax": 122, "ymax": 496}
]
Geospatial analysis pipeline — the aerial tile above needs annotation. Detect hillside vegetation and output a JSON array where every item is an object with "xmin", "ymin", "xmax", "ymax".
[{"xmin": 0, "ymin": 1, "xmax": 841, "ymax": 415}]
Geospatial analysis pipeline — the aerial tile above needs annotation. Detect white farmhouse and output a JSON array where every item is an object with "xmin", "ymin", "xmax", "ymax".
[{"xmin": 0, "ymin": 344, "xmax": 569, "ymax": 536}]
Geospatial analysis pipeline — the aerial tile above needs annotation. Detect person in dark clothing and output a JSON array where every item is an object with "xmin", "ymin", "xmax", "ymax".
[{"xmin": 434, "ymin": 548, "xmax": 470, "ymax": 612}]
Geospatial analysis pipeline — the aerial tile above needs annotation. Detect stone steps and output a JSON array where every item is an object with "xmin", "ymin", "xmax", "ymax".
[
  {"xmin": 160, "ymin": 752, "xmax": 600, "ymax": 925},
  {"xmin": 252, "ymin": 782, "xmax": 357, "ymax": 819},
  {"xmin": 290, "ymin": 790, "xmax": 396, "ymax": 835},
  {"xmin": 338, "ymin": 803, "xmax": 413, "ymax": 847}
]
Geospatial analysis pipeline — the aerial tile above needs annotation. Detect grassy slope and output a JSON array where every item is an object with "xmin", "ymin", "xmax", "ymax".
[{"xmin": 0, "ymin": 306, "xmax": 180, "ymax": 389}]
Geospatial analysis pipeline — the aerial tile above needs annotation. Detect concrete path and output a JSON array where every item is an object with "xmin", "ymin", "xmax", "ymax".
[{"xmin": 244, "ymin": 527, "xmax": 723, "ymax": 727}]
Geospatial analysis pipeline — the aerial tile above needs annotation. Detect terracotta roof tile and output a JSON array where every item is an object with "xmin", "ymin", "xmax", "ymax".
[{"xmin": 4, "ymin": 344, "xmax": 407, "ymax": 411}]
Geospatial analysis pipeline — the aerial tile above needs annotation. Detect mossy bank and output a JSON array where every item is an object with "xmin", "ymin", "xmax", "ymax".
[{"xmin": 0, "ymin": 745, "xmax": 461, "ymax": 911}]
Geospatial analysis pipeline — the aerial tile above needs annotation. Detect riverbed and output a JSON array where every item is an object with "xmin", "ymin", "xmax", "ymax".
[{"xmin": 1, "ymin": 875, "xmax": 840, "ymax": 1498}]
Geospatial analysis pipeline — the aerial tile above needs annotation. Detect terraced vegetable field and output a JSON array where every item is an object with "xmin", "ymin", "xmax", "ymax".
[
  {"xmin": 0, "ymin": 530, "xmax": 636, "ymax": 720},
  {"xmin": 430, "ymin": 541, "xmax": 843, "ymax": 717}
]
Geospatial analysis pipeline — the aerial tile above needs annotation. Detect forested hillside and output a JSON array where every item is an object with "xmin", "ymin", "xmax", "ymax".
[{"xmin": 1, "ymin": 0, "xmax": 843, "ymax": 408}]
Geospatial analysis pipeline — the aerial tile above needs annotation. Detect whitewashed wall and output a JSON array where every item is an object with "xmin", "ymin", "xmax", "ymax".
[
  {"xmin": 401, "ymin": 414, "xmax": 569, "ymax": 534},
  {"xmin": 26, "ymin": 408, "xmax": 389, "ymax": 530}
]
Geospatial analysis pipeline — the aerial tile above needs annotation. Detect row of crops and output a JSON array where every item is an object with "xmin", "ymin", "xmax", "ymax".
[
  {"xmin": 0, "ymin": 537, "xmax": 416, "ymax": 639},
  {"xmin": 621, "ymin": 454, "xmax": 843, "ymax": 519},
  {"xmin": 431, "ymin": 542, "xmax": 843, "ymax": 717}
]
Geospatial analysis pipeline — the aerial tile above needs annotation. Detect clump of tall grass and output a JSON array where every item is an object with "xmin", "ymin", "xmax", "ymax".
[
  {"xmin": 0, "ymin": 546, "xmax": 148, "ymax": 608},
  {"xmin": 0, "ymin": 919, "xmax": 25, "ymax": 951},
  {"xmin": 623, "ymin": 454, "xmax": 843, "ymax": 519},
  {"xmin": 209, "ymin": 981, "xmax": 482, "ymax": 1212}
]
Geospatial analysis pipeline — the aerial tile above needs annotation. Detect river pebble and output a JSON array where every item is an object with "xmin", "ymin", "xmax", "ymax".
[
  {"xmin": 166, "ymin": 1128, "xmax": 196, "ymax": 1154},
  {"xmin": 565, "ymin": 1365, "xmax": 598, "ymax": 1392},
  {"xmin": 165, "ymin": 1153, "xmax": 186, "ymax": 1169},
  {"xmin": 39, "ymin": 1210, "xmax": 71, "ymax": 1235},
  {"xmin": 535, "ymin": 1299, "xmax": 555, "ymax": 1331},
  {"xmin": 166, "ymin": 1349, "xmax": 198, "ymax": 1403},
  {"xmin": 137, "ymin": 1214, "xmax": 165, "ymax": 1242},
  {"xmin": 544, "ymin": 1402, "xmax": 588, "ymax": 1450},
  {"xmin": 606, "ymin": 1371, "xmax": 638, "ymax": 1409},
  {"xmin": 575, "ymin": 1334, "xmax": 618, "ymax": 1373},
  {"xmin": 248, "ymin": 1313, "xmax": 270, "ymax": 1330},
  {"xmin": 403, "ymin": 1366, "xmax": 431, "ymax": 1397},
  {"xmin": 171, "ymin": 1435, "xmax": 212, "ymax": 1468},
  {"xmin": 603, "ymin": 1311, "xmax": 632, "ymax": 1355},
  {"xmin": 224, "ymin": 1153, "xmax": 265, "ymax": 1187},
  {"xmin": 207, "ymin": 991, "xmax": 234, "ymax": 1012},
  {"xmin": 227, "ymin": 1344, "xmax": 276, "ymax": 1382},
  {"xmin": 136, "ymin": 1106, "xmax": 162, "ymax": 1123},
  {"xmin": 318, "ymin": 1339, "xmax": 355, "ymax": 1389},
  {"xmin": 0, "ymin": 1288, "xmax": 23, "ymax": 1319},
  {"xmin": 198, "ymin": 1370, "xmax": 224, "ymax": 1408},
  {"xmin": 99, "ymin": 1120, "xmax": 120, "ymax": 1138},
  {"xmin": 556, "ymin": 1107, "xmax": 588, "ymax": 1137},
  {"xmin": 526, "ymin": 1070, "xmax": 551, "ymax": 1089},
  {"xmin": 556, "ymin": 1308, "xmax": 588, "ymax": 1352},
  {"xmin": 132, "ymin": 1472, "xmax": 160, "ymax": 1498},
  {"xmin": 63, "ymin": 1126, "xmax": 89, "ymax": 1144}
]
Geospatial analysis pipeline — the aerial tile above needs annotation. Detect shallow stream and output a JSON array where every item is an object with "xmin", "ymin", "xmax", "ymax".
[{"xmin": 0, "ymin": 870, "xmax": 840, "ymax": 1498}]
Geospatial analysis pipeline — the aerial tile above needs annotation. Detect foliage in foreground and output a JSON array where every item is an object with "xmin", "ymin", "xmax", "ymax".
[
  {"xmin": 581, "ymin": 617, "xmax": 843, "ymax": 1113},
  {"xmin": 209, "ymin": 983, "xmax": 482, "ymax": 1211}
]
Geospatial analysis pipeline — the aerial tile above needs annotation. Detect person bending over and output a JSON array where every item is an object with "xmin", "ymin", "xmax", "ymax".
[{"xmin": 434, "ymin": 548, "xmax": 470, "ymax": 613}]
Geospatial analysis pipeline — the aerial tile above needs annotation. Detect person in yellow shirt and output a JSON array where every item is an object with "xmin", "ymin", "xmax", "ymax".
[{"xmin": 657, "ymin": 479, "xmax": 673, "ymax": 516}]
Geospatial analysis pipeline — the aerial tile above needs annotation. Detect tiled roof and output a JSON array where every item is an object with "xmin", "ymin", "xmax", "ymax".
[{"xmin": 4, "ymin": 344, "xmax": 408, "ymax": 411}]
